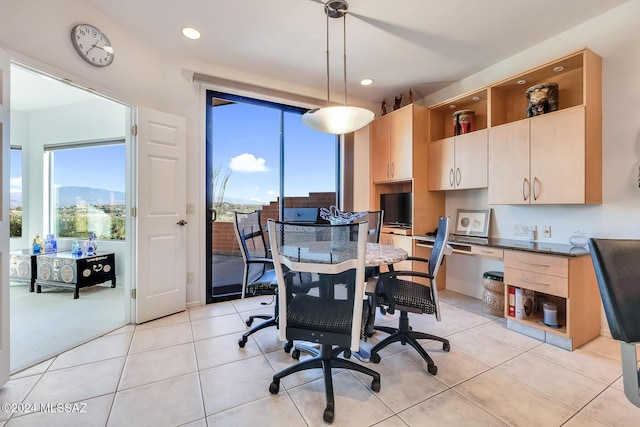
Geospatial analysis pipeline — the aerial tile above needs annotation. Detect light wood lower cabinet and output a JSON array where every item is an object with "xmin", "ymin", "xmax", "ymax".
[{"xmin": 504, "ymin": 250, "xmax": 601, "ymax": 350}]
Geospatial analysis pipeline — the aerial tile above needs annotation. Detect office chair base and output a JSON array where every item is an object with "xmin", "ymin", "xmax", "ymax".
[
  {"xmin": 245, "ymin": 314, "xmax": 271, "ymax": 327},
  {"xmin": 269, "ymin": 344, "xmax": 380, "ymax": 423},
  {"xmin": 370, "ymin": 311, "xmax": 449, "ymax": 375},
  {"xmin": 238, "ymin": 316, "xmax": 277, "ymax": 348}
]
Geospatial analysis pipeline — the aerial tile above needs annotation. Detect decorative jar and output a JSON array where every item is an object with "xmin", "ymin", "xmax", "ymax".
[{"xmin": 526, "ymin": 82, "xmax": 559, "ymax": 117}]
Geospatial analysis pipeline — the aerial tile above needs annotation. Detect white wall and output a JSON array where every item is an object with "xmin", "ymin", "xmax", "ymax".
[{"xmin": 2, "ymin": 0, "xmax": 639, "ymax": 307}]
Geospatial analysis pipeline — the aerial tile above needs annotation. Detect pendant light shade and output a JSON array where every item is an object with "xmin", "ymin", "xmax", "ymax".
[
  {"xmin": 302, "ymin": 105, "xmax": 374, "ymax": 134},
  {"xmin": 302, "ymin": 0, "xmax": 374, "ymax": 135}
]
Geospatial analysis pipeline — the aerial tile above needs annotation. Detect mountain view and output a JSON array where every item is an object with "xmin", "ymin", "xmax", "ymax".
[{"xmin": 11, "ymin": 186, "xmax": 126, "ymax": 208}]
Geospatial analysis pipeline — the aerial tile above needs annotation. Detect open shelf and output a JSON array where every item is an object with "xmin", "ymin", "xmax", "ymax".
[
  {"xmin": 490, "ymin": 50, "xmax": 585, "ymax": 127},
  {"xmin": 429, "ymin": 88, "xmax": 488, "ymax": 141}
]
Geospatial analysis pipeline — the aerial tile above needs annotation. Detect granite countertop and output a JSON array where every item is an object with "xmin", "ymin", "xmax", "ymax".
[{"xmin": 413, "ymin": 234, "xmax": 590, "ymax": 257}]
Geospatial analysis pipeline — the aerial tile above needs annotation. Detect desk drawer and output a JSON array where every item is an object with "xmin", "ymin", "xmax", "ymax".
[
  {"xmin": 505, "ymin": 267, "xmax": 568, "ymax": 298},
  {"xmin": 471, "ymin": 246, "xmax": 503, "ymax": 259},
  {"xmin": 504, "ymin": 251, "xmax": 568, "ymax": 277}
]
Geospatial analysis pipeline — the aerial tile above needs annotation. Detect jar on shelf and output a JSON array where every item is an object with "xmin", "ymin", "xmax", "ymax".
[
  {"xmin": 452, "ymin": 110, "xmax": 475, "ymax": 135},
  {"xmin": 526, "ymin": 82, "xmax": 559, "ymax": 117}
]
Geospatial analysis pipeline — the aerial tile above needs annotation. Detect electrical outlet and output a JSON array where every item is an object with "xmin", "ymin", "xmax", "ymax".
[
  {"xmin": 187, "ymin": 272, "xmax": 195, "ymax": 283},
  {"xmin": 542, "ymin": 225, "xmax": 551, "ymax": 238},
  {"xmin": 514, "ymin": 224, "xmax": 531, "ymax": 236}
]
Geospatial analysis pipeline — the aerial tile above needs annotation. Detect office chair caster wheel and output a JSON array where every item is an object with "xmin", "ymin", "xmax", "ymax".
[
  {"xmin": 343, "ymin": 349, "xmax": 351, "ymax": 359},
  {"xmin": 246, "ymin": 318, "xmax": 253, "ymax": 327},
  {"xmin": 284, "ymin": 341, "xmax": 293, "ymax": 353},
  {"xmin": 323, "ymin": 406, "xmax": 334, "ymax": 423},
  {"xmin": 291, "ymin": 349, "xmax": 301, "ymax": 360},
  {"xmin": 269, "ymin": 381, "xmax": 280, "ymax": 394},
  {"xmin": 443, "ymin": 342, "xmax": 450, "ymax": 352},
  {"xmin": 371, "ymin": 377, "xmax": 381, "ymax": 392},
  {"xmin": 370, "ymin": 352, "xmax": 381, "ymax": 364},
  {"xmin": 238, "ymin": 336, "xmax": 247, "ymax": 348},
  {"xmin": 427, "ymin": 364, "xmax": 438, "ymax": 375}
]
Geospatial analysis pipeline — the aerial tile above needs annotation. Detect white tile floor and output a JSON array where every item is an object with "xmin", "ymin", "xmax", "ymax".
[{"xmin": 2, "ymin": 290, "xmax": 640, "ymax": 427}]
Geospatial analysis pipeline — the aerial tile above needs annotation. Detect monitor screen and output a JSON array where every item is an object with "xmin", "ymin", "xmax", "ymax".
[{"xmin": 380, "ymin": 192, "xmax": 412, "ymax": 227}]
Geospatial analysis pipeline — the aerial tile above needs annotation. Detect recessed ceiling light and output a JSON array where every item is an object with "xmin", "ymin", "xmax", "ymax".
[
  {"xmin": 360, "ymin": 78, "xmax": 374, "ymax": 86},
  {"xmin": 449, "ymin": 104, "xmax": 456, "ymax": 109},
  {"xmin": 472, "ymin": 96, "xmax": 480, "ymax": 101},
  {"xmin": 553, "ymin": 66, "xmax": 564, "ymax": 72},
  {"xmin": 517, "ymin": 80, "xmax": 527, "ymax": 85},
  {"xmin": 181, "ymin": 27, "xmax": 201, "ymax": 40}
]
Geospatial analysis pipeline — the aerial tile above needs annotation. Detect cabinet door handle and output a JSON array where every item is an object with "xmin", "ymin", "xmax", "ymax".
[
  {"xmin": 523, "ymin": 178, "xmax": 530, "ymax": 201},
  {"xmin": 456, "ymin": 167, "xmax": 461, "ymax": 186},
  {"xmin": 391, "ymin": 162, "xmax": 395, "ymax": 177},
  {"xmin": 519, "ymin": 277, "xmax": 551, "ymax": 286},
  {"xmin": 519, "ymin": 260, "xmax": 550, "ymax": 267},
  {"xmin": 533, "ymin": 177, "xmax": 540, "ymax": 201},
  {"xmin": 449, "ymin": 168, "xmax": 454, "ymax": 187},
  {"xmin": 387, "ymin": 163, "xmax": 390, "ymax": 178}
]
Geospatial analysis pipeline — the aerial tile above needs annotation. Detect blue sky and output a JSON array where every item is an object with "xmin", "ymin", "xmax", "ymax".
[
  {"xmin": 210, "ymin": 102, "xmax": 337, "ymax": 204},
  {"xmin": 10, "ymin": 144, "xmax": 126, "ymax": 200}
]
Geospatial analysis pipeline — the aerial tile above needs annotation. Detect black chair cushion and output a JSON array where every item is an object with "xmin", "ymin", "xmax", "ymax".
[
  {"xmin": 287, "ymin": 294, "xmax": 370, "ymax": 336},
  {"xmin": 377, "ymin": 278, "xmax": 436, "ymax": 314},
  {"xmin": 589, "ymin": 239, "xmax": 640, "ymax": 343},
  {"xmin": 246, "ymin": 269, "xmax": 277, "ymax": 295}
]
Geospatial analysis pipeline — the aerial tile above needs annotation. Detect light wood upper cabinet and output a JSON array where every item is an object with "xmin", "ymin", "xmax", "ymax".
[
  {"xmin": 488, "ymin": 48, "xmax": 601, "ymax": 205},
  {"xmin": 429, "ymin": 130, "xmax": 487, "ymax": 190},
  {"xmin": 370, "ymin": 104, "xmax": 424, "ymax": 183},
  {"xmin": 371, "ymin": 114, "xmax": 391, "ymax": 182},
  {"xmin": 389, "ymin": 105, "xmax": 413, "ymax": 180},
  {"xmin": 488, "ymin": 120, "xmax": 530, "ymax": 204},
  {"xmin": 489, "ymin": 107, "xmax": 591, "ymax": 204},
  {"xmin": 427, "ymin": 88, "xmax": 489, "ymax": 191}
]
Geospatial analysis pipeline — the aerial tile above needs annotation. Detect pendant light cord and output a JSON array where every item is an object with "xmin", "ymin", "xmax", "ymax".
[
  {"xmin": 343, "ymin": 13, "xmax": 348, "ymax": 106},
  {"xmin": 326, "ymin": 12, "xmax": 331, "ymax": 107}
]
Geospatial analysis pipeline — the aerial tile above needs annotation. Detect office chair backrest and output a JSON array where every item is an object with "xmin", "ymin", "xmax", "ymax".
[
  {"xmin": 233, "ymin": 210, "xmax": 268, "ymax": 262},
  {"xmin": 429, "ymin": 216, "xmax": 451, "ymax": 278},
  {"xmin": 267, "ymin": 220, "xmax": 369, "ymax": 351},
  {"xmin": 589, "ymin": 238, "xmax": 640, "ymax": 408},
  {"xmin": 588, "ymin": 238, "xmax": 640, "ymax": 343}
]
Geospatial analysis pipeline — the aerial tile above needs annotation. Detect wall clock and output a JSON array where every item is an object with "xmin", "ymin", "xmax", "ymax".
[{"xmin": 70, "ymin": 23, "xmax": 114, "ymax": 67}]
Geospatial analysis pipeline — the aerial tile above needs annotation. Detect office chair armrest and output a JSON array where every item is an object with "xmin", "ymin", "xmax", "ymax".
[
  {"xmin": 375, "ymin": 269, "xmax": 435, "ymax": 313},
  {"xmin": 246, "ymin": 257, "xmax": 274, "ymax": 265},
  {"xmin": 386, "ymin": 256, "xmax": 429, "ymax": 272}
]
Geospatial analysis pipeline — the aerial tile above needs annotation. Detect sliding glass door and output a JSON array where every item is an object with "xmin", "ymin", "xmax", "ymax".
[{"xmin": 205, "ymin": 91, "xmax": 338, "ymax": 302}]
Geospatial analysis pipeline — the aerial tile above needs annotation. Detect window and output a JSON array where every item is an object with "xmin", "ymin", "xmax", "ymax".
[
  {"xmin": 10, "ymin": 147, "xmax": 23, "ymax": 237},
  {"xmin": 46, "ymin": 142, "xmax": 126, "ymax": 240}
]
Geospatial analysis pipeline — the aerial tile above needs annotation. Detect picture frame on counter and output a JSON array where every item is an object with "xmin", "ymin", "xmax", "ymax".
[{"xmin": 454, "ymin": 208, "xmax": 491, "ymax": 237}]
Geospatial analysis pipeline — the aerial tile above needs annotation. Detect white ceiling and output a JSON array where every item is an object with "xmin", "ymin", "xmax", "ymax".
[{"xmin": 12, "ymin": 0, "xmax": 631, "ymax": 111}]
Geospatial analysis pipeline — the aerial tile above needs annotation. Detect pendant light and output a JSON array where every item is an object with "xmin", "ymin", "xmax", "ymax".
[{"xmin": 301, "ymin": 0, "xmax": 375, "ymax": 134}]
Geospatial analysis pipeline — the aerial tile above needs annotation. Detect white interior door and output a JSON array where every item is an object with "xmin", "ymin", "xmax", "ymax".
[
  {"xmin": 0, "ymin": 49, "xmax": 11, "ymax": 386},
  {"xmin": 135, "ymin": 107, "xmax": 187, "ymax": 323}
]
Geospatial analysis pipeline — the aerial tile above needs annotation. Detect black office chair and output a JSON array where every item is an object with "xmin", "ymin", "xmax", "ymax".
[
  {"xmin": 267, "ymin": 220, "xmax": 381, "ymax": 424},
  {"xmin": 233, "ymin": 210, "xmax": 279, "ymax": 348},
  {"xmin": 369, "ymin": 216, "xmax": 451, "ymax": 375},
  {"xmin": 589, "ymin": 238, "xmax": 640, "ymax": 408}
]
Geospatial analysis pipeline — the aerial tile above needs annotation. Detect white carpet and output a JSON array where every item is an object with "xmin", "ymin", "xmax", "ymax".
[{"xmin": 9, "ymin": 282, "xmax": 127, "ymax": 373}]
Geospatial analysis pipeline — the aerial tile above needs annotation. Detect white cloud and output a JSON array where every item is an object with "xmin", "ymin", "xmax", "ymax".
[
  {"xmin": 229, "ymin": 153, "xmax": 269, "ymax": 172},
  {"xmin": 266, "ymin": 190, "xmax": 277, "ymax": 196},
  {"xmin": 10, "ymin": 177, "xmax": 22, "ymax": 193}
]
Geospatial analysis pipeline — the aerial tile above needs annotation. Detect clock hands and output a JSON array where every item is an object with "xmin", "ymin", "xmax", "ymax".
[{"xmin": 85, "ymin": 43, "xmax": 113, "ymax": 56}]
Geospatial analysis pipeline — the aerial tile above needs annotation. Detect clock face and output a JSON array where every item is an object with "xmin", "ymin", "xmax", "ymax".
[{"xmin": 70, "ymin": 24, "xmax": 114, "ymax": 67}]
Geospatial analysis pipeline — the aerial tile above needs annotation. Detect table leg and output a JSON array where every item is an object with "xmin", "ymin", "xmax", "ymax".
[{"xmin": 111, "ymin": 276, "xmax": 116, "ymax": 288}]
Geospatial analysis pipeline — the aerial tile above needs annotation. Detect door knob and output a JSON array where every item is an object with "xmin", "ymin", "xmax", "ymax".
[{"xmin": 177, "ymin": 219, "xmax": 188, "ymax": 226}]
